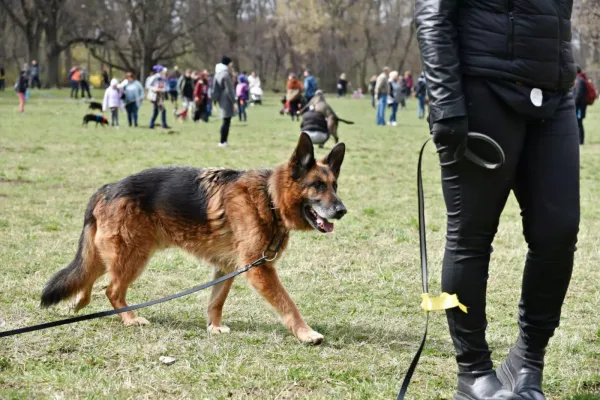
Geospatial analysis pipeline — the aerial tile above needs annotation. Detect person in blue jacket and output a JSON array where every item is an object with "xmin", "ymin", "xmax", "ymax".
[{"xmin": 303, "ymin": 69, "xmax": 317, "ymax": 103}]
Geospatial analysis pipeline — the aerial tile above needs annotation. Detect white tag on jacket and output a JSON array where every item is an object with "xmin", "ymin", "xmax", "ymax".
[{"xmin": 530, "ymin": 88, "xmax": 543, "ymax": 107}]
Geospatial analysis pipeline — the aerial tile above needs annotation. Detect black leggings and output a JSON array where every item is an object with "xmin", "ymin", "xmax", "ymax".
[
  {"xmin": 220, "ymin": 117, "xmax": 231, "ymax": 144},
  {"xmin": 194, "ymin": 102, "xmax": 208, "ymax": 122},
  {"xmin": 289, "ymin": 99, "xmax": 302, "ymax": 121},
  {"xmin": 440, "ymin": 77, "xmax": 580, "ymax": 372},
  {"xmin": 80, "ymin": 81, "xmax": 92, "ymax": 99}
]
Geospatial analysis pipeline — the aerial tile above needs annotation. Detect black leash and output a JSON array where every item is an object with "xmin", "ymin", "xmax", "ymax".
[
  {"xmin": 1, "ymin": 204, "xmax": 287, "ymax": 339},
  {"xmin": 397, "ymin": 133, "xmax": 505, "ymax": 399}
]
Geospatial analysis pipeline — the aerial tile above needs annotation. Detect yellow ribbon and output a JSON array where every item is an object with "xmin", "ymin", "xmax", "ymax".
[{"xmin": 420, "ymin": 292, "xmax": 468, "ymax": 314}]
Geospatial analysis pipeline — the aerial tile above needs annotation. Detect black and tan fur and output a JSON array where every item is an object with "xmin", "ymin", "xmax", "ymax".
[{"xmin": 40, "ymin": 133, "xmax": 346, "ymax": 344}]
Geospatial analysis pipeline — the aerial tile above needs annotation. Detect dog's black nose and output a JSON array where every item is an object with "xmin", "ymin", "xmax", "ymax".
[{"xmin": 335, "ymin": 204, "xmax": 347, "ymax": 219}]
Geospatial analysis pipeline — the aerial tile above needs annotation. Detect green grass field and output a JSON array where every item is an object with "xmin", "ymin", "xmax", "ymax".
[{"xmin": 0, "ymin": 89, "xmax": 599, "ymax": 399}]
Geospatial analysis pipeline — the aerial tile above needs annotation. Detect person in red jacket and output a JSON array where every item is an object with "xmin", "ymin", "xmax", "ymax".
[{"xmin": 193, "ymin": 72, "xmax": 209, "ymax": 122}]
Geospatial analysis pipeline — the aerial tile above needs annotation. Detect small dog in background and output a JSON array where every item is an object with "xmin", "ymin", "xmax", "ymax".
[
  {"xmin": 174, "ymin": 108, "xmax": 189, "ymax": 122},
  {"xmin": 82, "ymin": 114, "xmax": 109, "ymax": 127},
  {"xmin": 88, "ymin": 101, "xmax": 103, "ymax": 111}
]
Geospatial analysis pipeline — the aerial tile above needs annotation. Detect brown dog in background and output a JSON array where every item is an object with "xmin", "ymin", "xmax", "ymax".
[{"xmin": 40, "ymin": 133, "xmax": 347, "ymax": 344}]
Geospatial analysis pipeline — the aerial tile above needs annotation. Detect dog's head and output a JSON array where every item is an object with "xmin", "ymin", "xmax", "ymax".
[
  {"xmin": 101, "ymin": 117, "xmax": 109, "ymax": 125},
  {"xmin": 277, "ymin": 132, "xmax": 346, "ymax": 233}
]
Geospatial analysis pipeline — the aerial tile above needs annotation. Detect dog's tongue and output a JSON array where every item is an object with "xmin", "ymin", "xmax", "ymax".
[{"xmin": 316, "ymin": 215, "xmax": 334, "ymax": 233}]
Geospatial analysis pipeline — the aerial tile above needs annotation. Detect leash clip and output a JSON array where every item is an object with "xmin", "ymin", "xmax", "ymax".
[{"xmin": 262, "ymin": 249, "xmax": 278, "ymax": 262}]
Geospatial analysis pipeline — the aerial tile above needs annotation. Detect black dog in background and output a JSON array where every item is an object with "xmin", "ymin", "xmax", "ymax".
[
  {"xmin": 82, "ymin": 114, "xmax": 109, "ymax": 127},
  {"xmin": 88, "ymin": 101, "xmax": 102, "ymax": 111}
]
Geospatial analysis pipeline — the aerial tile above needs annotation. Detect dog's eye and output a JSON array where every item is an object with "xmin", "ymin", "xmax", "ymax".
[{"xmin": 312, "ymin": 181, "xmax": 326, "ymax": 191}]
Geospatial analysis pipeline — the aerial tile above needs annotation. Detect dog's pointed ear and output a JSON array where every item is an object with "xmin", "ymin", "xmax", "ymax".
[
  {"xmin": 290, "ymin": 132, "xmax": 315, "ymax": 179},
  {"xmin": 322, "ymin": 142, "xmax": 346, "ymax": 178}
]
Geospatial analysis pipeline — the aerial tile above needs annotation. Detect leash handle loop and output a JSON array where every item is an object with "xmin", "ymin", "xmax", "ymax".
[{"xmin": 464, "ymin": 132, "xmax": 506, "ymax": 170}]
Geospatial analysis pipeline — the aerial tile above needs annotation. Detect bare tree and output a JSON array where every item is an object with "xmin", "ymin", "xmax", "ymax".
[
  {"xmin": 37, "ymin": 0, "xmax": 108, "ymax": 87},
  {"xmin": 1, "ymin": 0, "xmax": 426, "ymax": 90},
  {"xmin": 87, "ymin": 0, "xmax": 202, "ymax": 82},
  {"xmin": 0, "ymin": 0, "xmax": 43, "ymax": 61}
]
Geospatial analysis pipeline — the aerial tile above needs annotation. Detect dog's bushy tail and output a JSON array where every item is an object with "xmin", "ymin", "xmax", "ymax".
[
  {"xmin": 40, "ymin": 191, "xmax": 101, "ymax": 308},
  {"xmin": 337, "ymin": 117, "xmax": 355, "ymax": 125}
]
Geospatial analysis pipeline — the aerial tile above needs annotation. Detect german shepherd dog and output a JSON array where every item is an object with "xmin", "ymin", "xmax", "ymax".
[{"xmin": 40, "ymin": 133, "xmax": 346, "ymax": 344}]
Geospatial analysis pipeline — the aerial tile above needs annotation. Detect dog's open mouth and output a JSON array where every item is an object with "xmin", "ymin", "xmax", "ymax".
[{"xmin": 303, "ymin": 205, "xmax": 334, "ymax": 233}]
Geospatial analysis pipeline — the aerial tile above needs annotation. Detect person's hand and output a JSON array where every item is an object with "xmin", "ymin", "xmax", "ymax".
[
  {"xmin": 233, "ymin": 104, "xmax": 238, "ymax": 113},
  {"xmin": 431, "ymin": 116, "xmax": 469, "ymax": 165}
]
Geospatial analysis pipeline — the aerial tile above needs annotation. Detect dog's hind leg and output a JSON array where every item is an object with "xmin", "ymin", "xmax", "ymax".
[
  {"xmin": 96, "ymin": 230, "xmax": 154, "ymax": 326},
  {"xmin": 72, "ymin": 251, "xmax": 106, "ymax": 312},
  {"xmin": 245, "ymin": 262, "xmax": 323, "ymax": 344},
  {"xmin": 327, "ymin": 117, "xmax": 339, "ymax": 144},
  {"xmin": 331, "ymin": 129, "xmax": 339, "ymax": 143},
  {"xmin": 206, "ymin": 266, "xmax": 234, "ymax": 334}
]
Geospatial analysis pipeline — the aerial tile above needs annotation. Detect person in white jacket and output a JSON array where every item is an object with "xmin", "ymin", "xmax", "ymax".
[
  {"xmin": 103, "ymin": 78, "xmax": 124, "ymax": 127},
  {"xmin": 248, "ymin": 71, "xmax": 263, "ymax": 105},
  {"xmin": 146, "ymin": 65, "xmax": 171, "ymax": 129}
]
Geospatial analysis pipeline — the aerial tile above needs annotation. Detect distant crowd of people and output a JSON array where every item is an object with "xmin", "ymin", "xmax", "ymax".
[
  {"xmin": 93, "ymin": 56, "xmax": 263, "ymax": 147},
  {"xmin": 372, "ymin": 68, "xmax": 428, "ymax": 126},
  {"xmin": 2, "ymin": 58, "xmax": 594, "ymax": 147}
]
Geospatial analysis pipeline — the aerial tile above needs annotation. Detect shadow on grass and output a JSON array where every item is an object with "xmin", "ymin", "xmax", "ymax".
[{"xmin": 148, "ymin": 314, "xmax": 424, "ymax": 348}]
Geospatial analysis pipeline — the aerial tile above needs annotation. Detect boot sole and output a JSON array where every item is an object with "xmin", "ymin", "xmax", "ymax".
[{"xmin": 454, "ymin": 393, "xmax": 476, "ymax": 400}]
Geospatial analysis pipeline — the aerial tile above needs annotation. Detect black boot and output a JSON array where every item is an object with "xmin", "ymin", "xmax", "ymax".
[
  {"xmin": 455, "ymin": 370, "xmax": 524, "ymax": 400},
  {"xmin": 497, "ymin": 344, "xmax": 546, "ymax": 400}
]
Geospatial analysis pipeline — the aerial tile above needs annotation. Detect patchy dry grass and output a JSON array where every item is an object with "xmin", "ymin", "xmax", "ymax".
[{"xmin": 0, "ymin": 89, "xmax": 599, "ymax": 399}]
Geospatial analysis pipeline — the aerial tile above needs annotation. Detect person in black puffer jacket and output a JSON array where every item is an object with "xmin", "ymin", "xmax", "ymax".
[
  {"xmin": 300, "ymin": 110, "xmax": 329, "ymax": 147},
  {"xmin": 415, "ymin": 1, "xmax": 579, "ymax": 399}
]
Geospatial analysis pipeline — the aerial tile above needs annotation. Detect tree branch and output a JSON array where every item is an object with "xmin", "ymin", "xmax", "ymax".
[
  {"xmin": 89, "ymin": 47, "xmax": 130, "ymax": 72},
  {"xmin": 0, "ymin": 0, "xmax": 26, "ymax": 31}
]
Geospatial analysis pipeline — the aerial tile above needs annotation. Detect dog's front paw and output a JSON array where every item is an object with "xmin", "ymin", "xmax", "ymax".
[
  {"xmin": 207, "ymin": 324, "xmax": 231, "ymax": 335},
  {"xmin": 296, "ymin": 328, "xmax": 324, "ymax": 345},
  {"xmin": 123, "ymin": 317, "xmax": 150, "ymax": 326}
]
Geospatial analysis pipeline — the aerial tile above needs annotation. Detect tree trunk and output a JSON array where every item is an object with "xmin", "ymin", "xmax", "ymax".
[
  {"xmin": 143, "ymin": 43, "xmax": 154, "ymax": 81},
  {"xmin": 44, "ymin": 19, "xmax": 63, "ymax": 88},
  {"xmin": 140, "ymin": 46, "xmax": 146, "ymax": 84},
  {"xmin": 64, "ymin": 46, "xmax": 72, "ymax": 71},
  {"xmin": 87, "ymin": 48, "xmax": 91, "ymax": 72},
  {"xmin": 108, "ymin": 49, "xmax": 113, "ymax": 78},
  {"xmin": 397, "ymin": 24, "xmax": 416, "ymax": 73},
  {"xmin": 25, "ymin": 25, "xmax": 42, "ymax": 63},
  {"xmin": 46, "ymin": 51, "xmax": 61, "ymax": 88}
]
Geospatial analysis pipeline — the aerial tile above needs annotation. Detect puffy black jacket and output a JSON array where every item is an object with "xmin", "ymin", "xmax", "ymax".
[
  {"xmin": 415, "ymin": 0, "xmax": 576, "ymax": 123},
  {"xmin": 301, "ymin": 110, "xmax": 328, "ymax": 133}
]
